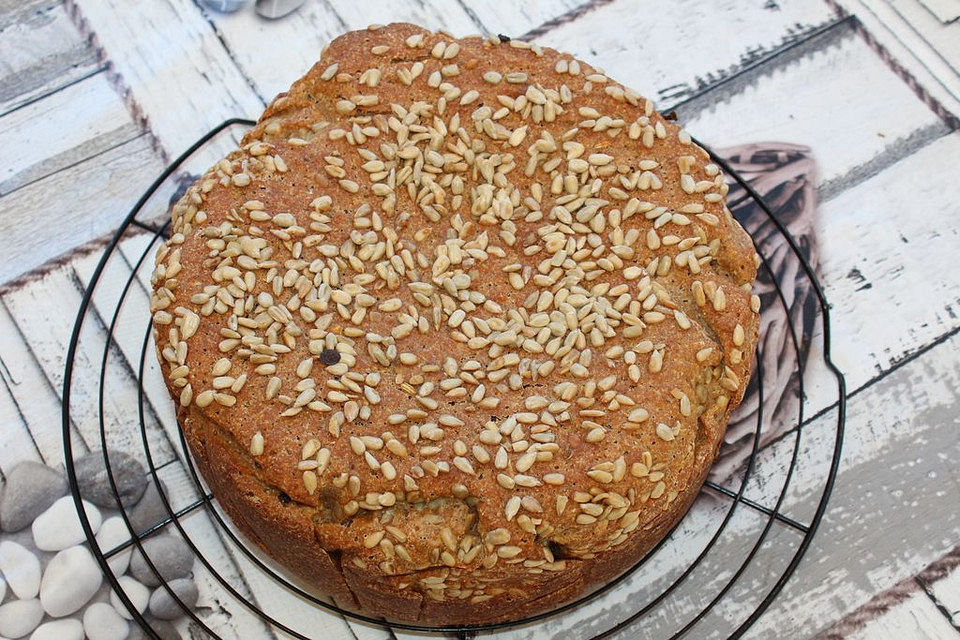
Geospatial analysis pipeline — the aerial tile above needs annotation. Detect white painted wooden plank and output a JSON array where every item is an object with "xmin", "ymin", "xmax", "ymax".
[
  {"xmin": 840, "ymin": 0, "xmax": 960, "ymax": 118},
  {"xmin": 536, "ymin": 0, "xmax": 836, "ymax": 107},
  {"xmin": 844, "ymin": 593, "xmax": 960, "ymax": 640},
  {"xmin": 0, "ymin": 370, "xmax": 45, "ymax": 475},
  {"xmin": 203, "ymin": 0, "xmax": 479, "ymax": 105},
  {"xmin": 462, "ymin": 0, "xmax": 585, "ymax": 36},
  {"xmin": 0, "ymin": 0, "xmax": 100, "ymax": 115},
  {"xmin": 1, "ymin": 263, "xmax": 175, "ymax": 466},
  {"xmin": 0, "ymin": 134, "xmax": 163, "ymax": 284},
  {"xmin": 75, "ymin": 230, "xmax": 180, "ymax": 440},
  {"xmin": 684, "ymin": 25, "xmax": 946, "ymax": 188},
  {"xmin": 66, "ymin": 0, "xmax": 264, "ymax": 158},
  {"xmin": 743, "ymin": 331, "xmax": 960, "ymax": 637},
  {"xmin": 721, "ymin": 133, "xmax": 960, "ymax": 518},
  {"xmin": 816, "ymin": 131, "xmax": 960, "ymax": 388},
  {"xmin": 0, "ymin": 299, "xmax": 79, "ymax": 463},
  {"xmin": 927, "ymin": 561, "xmax": 960, "ymax": 628},
  {"xmin": 198, "ymin": 4, "xmax": 342, "ymax": 103},
  {"xmin": 888, "ymin": 0, "xmax": 960, "ymax": 68},
  {"xmin": 0, "ymin": 70, "xmax": 140, "ymax": 195},
  {"xmin": 330, "ymin": 0, "xmax": 480, "ymax": 34},
  {"xmin": 916, "ymin": 0, "xmax": 960, "ymax": 22}
]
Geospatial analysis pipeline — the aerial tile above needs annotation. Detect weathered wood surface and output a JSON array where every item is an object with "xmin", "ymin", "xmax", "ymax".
[
  {"xmin": 65, "ymin": 0, "xmax": 265, "ymax": 159},
  {"xmin": 918, "ymin": 0, "xmax": 960, "ymax": 21},
  {"xmin": 838, "ymin": 0, "xmax": 960, "ymax": 118},
  {"xmin": 0, "ymin": 0, "xmax": 101, "ymax": 116},
  {"xmin": 0, "ymin": 134, "xmax": 163, "ymax": 283},
  {"xmin": 0, "ymin": 71, "xmax": 139, "ymax": 195},
  {"xmin": 1, "ymin": 0, "xmax": 959, "ymax": 637}
]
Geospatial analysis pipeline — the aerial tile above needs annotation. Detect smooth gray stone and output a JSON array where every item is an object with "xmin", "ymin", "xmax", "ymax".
[
  {"xmin": 127, "ymin": 481, "xmax": 170, "ymax": 535},
  {"xmin": 129, "ymin": 536, "xmax": 193, "ymax": 587},
  {"xmin": 0, "ymin": 462, "xmax": 67, "ymax": 532},
  {"xmin": 75, "ymin": 450, "xmax": 147, "ymax": 509},
  {"xmin": 147, "ymin": 578, "xmax": 199, "ymax": 620}
]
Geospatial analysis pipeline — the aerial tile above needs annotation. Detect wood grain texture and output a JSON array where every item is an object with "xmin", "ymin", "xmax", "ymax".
[
  {"xmin": 535, "ymin": 0, "xmax": 837, "ymax": 107},
  {"xmin": 845, "ymin": 592, "xmax": 960, "ymax": 639},
  {"xmin": 888, "ymin": 0, "xmax": 960, "ymax": 68},
  {"xmin": 0, "ymin": 71, "xmax": 140, "ymax": 195},
  {"xmin": 0, "ymin": 0, "xmax": 100, "ymax": 116},
  {"xmin": 916, "ymin": 0, "xmax": 960, "ymax": 22},
  {"xmin": 744, "ymin": 330, "xmax": 960, "ymax": 638},
  {"xmin": 461, "ymin": 0, "xmax": 585, "ymax": 36},
  {"xmin": 816, "ymin": 132, "xmax": 960, "ymax": 389},
  {"xmin": 0, "ymin": 135, "xmax": 163, "ymax": 284},
  {"xmin": 0, "ymin": 298, "xmax": 84, "ymax": 465},
  {"xmin": 1, "ymin": 262, "xmax": 174, "ymax": 465},
  {"xmin": 839, "ymin": 0, "xmax": 960, "ymax": 118},
  {"xmin": 682, "ymin": 24, "xmax": 947, "ymax": 190},
  {"xmin": 927, "ymin": 560, "xmax": 960, "ymax": 628},
  {"xmin": 201, "ymin": 0, "xmax": 485, "ymax": 112},
  {"xmin": 66, "ymin": 0, "xmax": 264, "ymax": 159}
]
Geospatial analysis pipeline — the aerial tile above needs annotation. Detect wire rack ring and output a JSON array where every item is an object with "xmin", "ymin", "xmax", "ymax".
[{"xmin": 62, "ymin": 118, "xmax": 845, "ymax": 640}]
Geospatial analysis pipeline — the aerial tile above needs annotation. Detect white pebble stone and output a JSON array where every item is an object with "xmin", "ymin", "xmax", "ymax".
[
  {"xmin": 0, "ymin": 599, "xmax": 44, "ymax": 639},
  {"xmin": 29, "ymin": 618, "xmax": 84, "ymax": 640},
  {"xmin": 32, "ymin": 496, "xmax": 101, "ymax": 551},
  {"xmin": 39, "ymin": 546, "xmax": 102, "ymax": 617},
  {"xmin": 0, "ymin": 540, "xmax": 42, "ymax": 599},
  {"xmin": 82, "ymin": 603, "xmax": 129, "ymax": 640},
  {"xmin": 96, "ymin": 516, "xmax": 132, "ymax": 575},
  {"xmin": 110, "ymin": 576, "xmax": 149, "ymax": 620}
]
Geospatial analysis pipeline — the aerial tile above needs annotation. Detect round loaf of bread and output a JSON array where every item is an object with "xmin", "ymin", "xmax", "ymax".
[{"xmin": 150, "ymin": 23, "xmax": 760, "ymax": 625}]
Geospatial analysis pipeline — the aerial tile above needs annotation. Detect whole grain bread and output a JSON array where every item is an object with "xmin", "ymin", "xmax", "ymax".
[{"xmin": 150, "ymin": 23, "xmax": 760, "ymax": 625}]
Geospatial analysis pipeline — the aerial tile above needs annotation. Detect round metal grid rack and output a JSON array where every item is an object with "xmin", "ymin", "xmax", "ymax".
[{"xmin": 62, "ymin": 119, "xmax": 845, "ymax": 640}]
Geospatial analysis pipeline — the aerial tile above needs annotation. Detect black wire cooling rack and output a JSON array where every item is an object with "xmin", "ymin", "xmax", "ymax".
[{"xmin": 62, "ymin": 118, "xmax": 845, "ymax": 640}]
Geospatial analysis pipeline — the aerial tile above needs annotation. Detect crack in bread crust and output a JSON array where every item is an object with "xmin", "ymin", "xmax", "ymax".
[{"xmin": 152, "ymin": 23, "xmax": 760, "ymax": 625}]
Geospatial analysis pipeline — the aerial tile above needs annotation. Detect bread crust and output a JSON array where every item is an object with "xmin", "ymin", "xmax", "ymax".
[{"xmin": 151, "ymin": 23, "xmax": 759, "ymax": 625}]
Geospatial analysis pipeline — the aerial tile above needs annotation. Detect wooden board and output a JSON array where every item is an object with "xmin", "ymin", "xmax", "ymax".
[
  {"xmin": 927, "ymin": 561, "xmax": 960, "ymax": 628},
  {"xmin": 1, "ymin": 262, "xmax": 175, "ymax": 465},
  {"xmin": 843, "ymin": 592, "xmax": 959, "ymax": 639},
  {"xmin": 0, "ymin": 298, "xmax": 83, "ymax": 465},
  {"xmin": 202, "ymin": 1, "xmax": 479, "ymax": 111},
  {"xmin": 0, "ymin": 135, "xmax": 163, "ymax": 284},
  {"xmin": 462, "ymin": 0, "xmax": 586, "ymax": 37},
  {"xmin": 0, "ymin": 0, "xmax": 100, "ymax": 116},
  {"xmin": 66, "ymin": 0, "xmax": 265, "ymax": 159},
  {"xmin": 916, "ymin": 0, "xmax": 960, "ymax": 22},
  {"xmin": 0, "ymin": 71, "xmax": 140, "ymax": 195},
  {"xmin": 683, "ymin": 24, "xmax": 947, "ymax": 190},
  {"xmin": 839, "ymin": 0, "xmax": 960, "ymax": 118},
  {"xmin": 535, "ymin": 0, "xmax": 838, "ymax": 107},
  {"xmin": 745, "ymin": 330, "xmax": 960, "ymax": 637}
]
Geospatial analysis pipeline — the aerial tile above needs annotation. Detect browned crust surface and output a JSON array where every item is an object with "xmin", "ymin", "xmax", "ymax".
[{"xmin": 151, "ymin": 23, "xmax": 760, "ymax": 625}]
